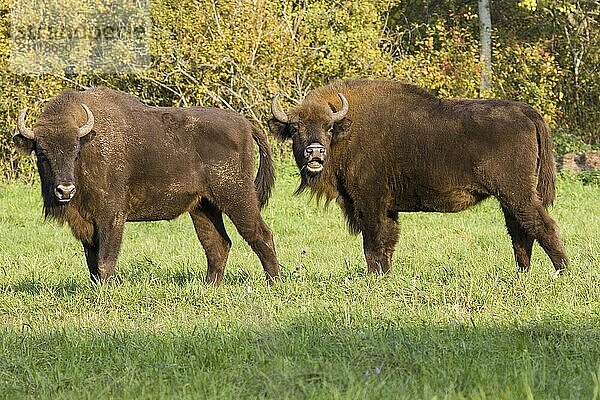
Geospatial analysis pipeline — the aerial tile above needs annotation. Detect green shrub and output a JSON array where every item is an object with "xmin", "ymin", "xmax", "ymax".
[
  {"xmin": 553, "ymin": 128, "xmax": 596, "ymax": 156},
  {"xmin": 0, "ymin": 0, "xmax": 392, "ymax": 181},
  {"xmin": 0, "ymin": 0, "xmax": 592, "ymax": 181},
  {"xmin": 390, "ymin": 16, "xmax": 482, "ymax": 99},
  {"xmin": 559, "ymin": 170, "xmax": 600, "ymax": 187}
]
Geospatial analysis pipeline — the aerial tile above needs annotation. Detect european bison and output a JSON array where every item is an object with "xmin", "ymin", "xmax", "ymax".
[
  {"xmin": 269, "ymin": 79, "xmax": 568, "ymax": 274},
  {"xmin": 14, "ymin": 87, "xmax": 279, "ymax": 284}
]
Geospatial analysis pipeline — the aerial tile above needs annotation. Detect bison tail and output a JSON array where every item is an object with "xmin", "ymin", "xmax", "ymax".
[
  {"xmin": 530, "ymin": 109, "xmax": 557, "ymax": 208},
  {"xmin": 252, "ymin": 126, "xmax": 275, "ymax": 209}
]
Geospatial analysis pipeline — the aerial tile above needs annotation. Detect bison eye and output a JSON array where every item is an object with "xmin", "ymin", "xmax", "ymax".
[
  {"xmin": 289, "ymin": 124, "xmax": 299, "ymax": 136},
  {"xmin": 34, "ymin": 146, "xmax": 46, "ymax": 159},
  {"xmin": 36, "ymin": 152, "xmax": 49, "ymax": 163}
]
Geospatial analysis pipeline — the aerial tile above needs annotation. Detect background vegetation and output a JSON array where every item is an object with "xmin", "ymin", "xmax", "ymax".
[
  {"xmin": 1, "ymin": 0, "xmax": 599, "ymax": 181},
  {"xmin": 1, "ymin": 161, "xmax": 599, "ymax": 399}
]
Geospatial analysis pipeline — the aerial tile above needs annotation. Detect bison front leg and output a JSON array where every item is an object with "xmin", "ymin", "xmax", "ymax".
[
  {"xmin": 189, "ymin": 202, "xmax": 232, "ymax": 285},
  {"xmin": 360, "ymin": 215, "xmax": 399, "ymax": 275},
  {"xmin": 83, "ymin": 215, "xmax": 126, "ymax": 284}
]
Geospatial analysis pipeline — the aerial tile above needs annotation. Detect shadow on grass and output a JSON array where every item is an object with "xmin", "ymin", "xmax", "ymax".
[
  {"xmin": 1, "ymin": 276, "xmax": 86, "ymax": 297},
  {"xmin": 112, "ymin": 265, "xmax": 257, "ymax": 286},
  {"xmin": 0, "ymin": 268, "xmax": 296, "ymax": 293},
  {"xmin": 111, "ymin": 261, "xmax": 361, "ymax": 287},
  {"xmin": 0, "ymin": 265, "xmax": 431, "ymax": 294},
  {"xmin": 2, "ymin": 317, "xmax": 600, "ymax": 399}
]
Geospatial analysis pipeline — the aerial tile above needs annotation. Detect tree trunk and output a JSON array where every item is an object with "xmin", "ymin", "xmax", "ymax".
[{"xmin": 479, "ymin": 0, "xmax": 492, "ymax": 95}]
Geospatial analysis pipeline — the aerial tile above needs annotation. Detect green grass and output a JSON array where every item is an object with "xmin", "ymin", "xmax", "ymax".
[{"xmin": 1, "ymin": 160, "xmax": 600, "ymax": 399}]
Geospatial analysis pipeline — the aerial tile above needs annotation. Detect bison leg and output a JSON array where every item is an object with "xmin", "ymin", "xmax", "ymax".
[
  {"xmin": 501, "ymin": 199, "xmax": 568, "ymax": 272},
  {"xmin": 83, "ymin": 240, "xmax": 100, "ymax": 283},
  {"xmin": 221, "ymin": 199, "xmax": 279, "ymax": 283},
  {"xmin": 360, "ymin": 213, "xmax": 399, "ymax": 275},
  {"xmin": 84, "ymin": 216, "xmax": 126, "ymax": 284},
  {"xmin": 502, "ymin": 207, "xmax": 535, "ymax": 272},
  {"xmin": 189, "ymin": 202, "xmax": 232, "ymax": 285}
]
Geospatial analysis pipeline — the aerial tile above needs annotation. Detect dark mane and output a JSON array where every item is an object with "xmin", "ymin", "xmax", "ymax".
[
  {"xmin": 399, "ymin": 82, "xmax": 439, "ymax": 101},
  {"xmin": 38, "ymin": 160, "xmax": 68, "ymax": 223}
]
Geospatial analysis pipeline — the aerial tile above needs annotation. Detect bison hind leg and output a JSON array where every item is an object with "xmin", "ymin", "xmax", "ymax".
[
  {"xmin": 214, "ymin": 190, "xmax": 280, "ymax": 283},
  {"xmin": 502, "ymin": 206, "xmax": 535, "ymax": 272},
  {"xmin": 190, "ymin": 200, "xmax": 232, "ymax": 285},
  {"xmin": 476, "ymin": 162, "xmax": 568, "ymax": 272},
  {"xmin": 499, "ymin": 198, "xmax": 568, "ymax": 273}
]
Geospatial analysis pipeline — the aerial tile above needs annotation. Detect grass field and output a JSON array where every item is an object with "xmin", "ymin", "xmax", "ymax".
[{"xmin": 1, "ymin": 159, "xmax": 599, "ymax": 399}]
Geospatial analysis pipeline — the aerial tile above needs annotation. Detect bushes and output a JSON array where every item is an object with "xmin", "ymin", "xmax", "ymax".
[
  {"xmin": 0, "ymin": 0, "xmax": 595, "ymax": 181},
  {"xmin": 389, "ymin": 16, "xmax": 482, "ymax": 99},
  {"xmin": 493, "ymin": 42, "xmax": 561, "ymax": 123},
  {"xmin": 0, "ymin": 0, "xmax": 392, "ymax": 180},
  {"xmin": 146, "ymin": 0, "xmax": 392, "ymax": 114}
]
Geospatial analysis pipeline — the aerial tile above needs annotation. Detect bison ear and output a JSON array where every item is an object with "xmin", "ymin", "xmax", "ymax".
[
  {"xmin": 13, "ymin": 134, "xmax": 34, "ymax": 154},
  {"xmin": 331, "ymin": 118, "xmax": 352, "ymax": 144},
  {"xmin": 268, "ymin": 118, "xmax": 293, "ymax": 141}
]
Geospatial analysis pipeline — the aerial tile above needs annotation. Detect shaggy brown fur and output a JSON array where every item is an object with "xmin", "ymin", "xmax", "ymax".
[
  {"xmin": 269, "ymin": 79, "xmax": 568, "ymax": 274},
  {"xmin": 15, "ymin": 87, "xmax": 279, "ymax": 284}
]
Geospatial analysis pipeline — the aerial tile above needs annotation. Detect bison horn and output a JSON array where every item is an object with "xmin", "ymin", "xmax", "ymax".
[
  {"xmin": 332, "ymin": 93, "xmax": 349, "ymax": 122},
  {"xmin": 17, "ymin": 107, "xmax": 35, "ymax": 140},
  {"xmin": 78, "ymin": 104, "xmax": 94, "ymax": 138},
  {"xmin": 271, "ymin": 94, "xmax": 289, "ymax": 123}
]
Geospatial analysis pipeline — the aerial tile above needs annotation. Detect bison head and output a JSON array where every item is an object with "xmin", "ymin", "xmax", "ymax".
[
  {"xmin": 269, "ymin": 93, "xmax": 351, "ymax": 184},
  {"xmin": 14, "ymin": 104, "xmax": 95, "ymax": 205}
]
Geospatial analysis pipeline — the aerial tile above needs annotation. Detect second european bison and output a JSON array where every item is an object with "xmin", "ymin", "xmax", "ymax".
[{"xmin": 269, "ymin": 79, "xmax": 568, "ymax": 274}]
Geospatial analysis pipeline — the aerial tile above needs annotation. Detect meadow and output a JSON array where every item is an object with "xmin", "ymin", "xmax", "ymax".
[{"xmin": 1, "ymin": 159, "xmax": 599, "ymax": 399}]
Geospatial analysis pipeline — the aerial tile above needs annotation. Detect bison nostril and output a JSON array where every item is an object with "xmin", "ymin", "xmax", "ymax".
[
  {"xmin": 305, "ymin": 143, "xmax": 325, "ymax": 158},
  {"xmin": 55, "ymin": 183, "xmax": 76, "ymax": 200}
]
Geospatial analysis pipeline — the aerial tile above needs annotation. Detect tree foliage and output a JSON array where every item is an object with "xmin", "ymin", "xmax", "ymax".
[{"xmin": 0, "ymin": 0, "xmax": 598, "ymax": 181}]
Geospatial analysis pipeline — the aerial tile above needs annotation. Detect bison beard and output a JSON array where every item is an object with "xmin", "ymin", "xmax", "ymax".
[
  {"xmin": 269, "ymin": 79, "xmax": 569, "ymax": 275},
  {"xmin": 14, "ymin": 87, "xmax": 280, "ymax": 284}
]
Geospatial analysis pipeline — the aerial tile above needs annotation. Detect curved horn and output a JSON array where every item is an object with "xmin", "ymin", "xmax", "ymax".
[
  {"xmin": 17, "ymin": 107, "xmax": 35, "ymax": 140},
  {"xmin": 78, "ymin": 104, "xmax": 94, "ymax": 138},
  {"xmin": 271, "ymin": 94, "xmax": 289, "ymax": 123},
  {"xmin": 332, "ymin": 93, "xmax": 349, "ymax": 122}
]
